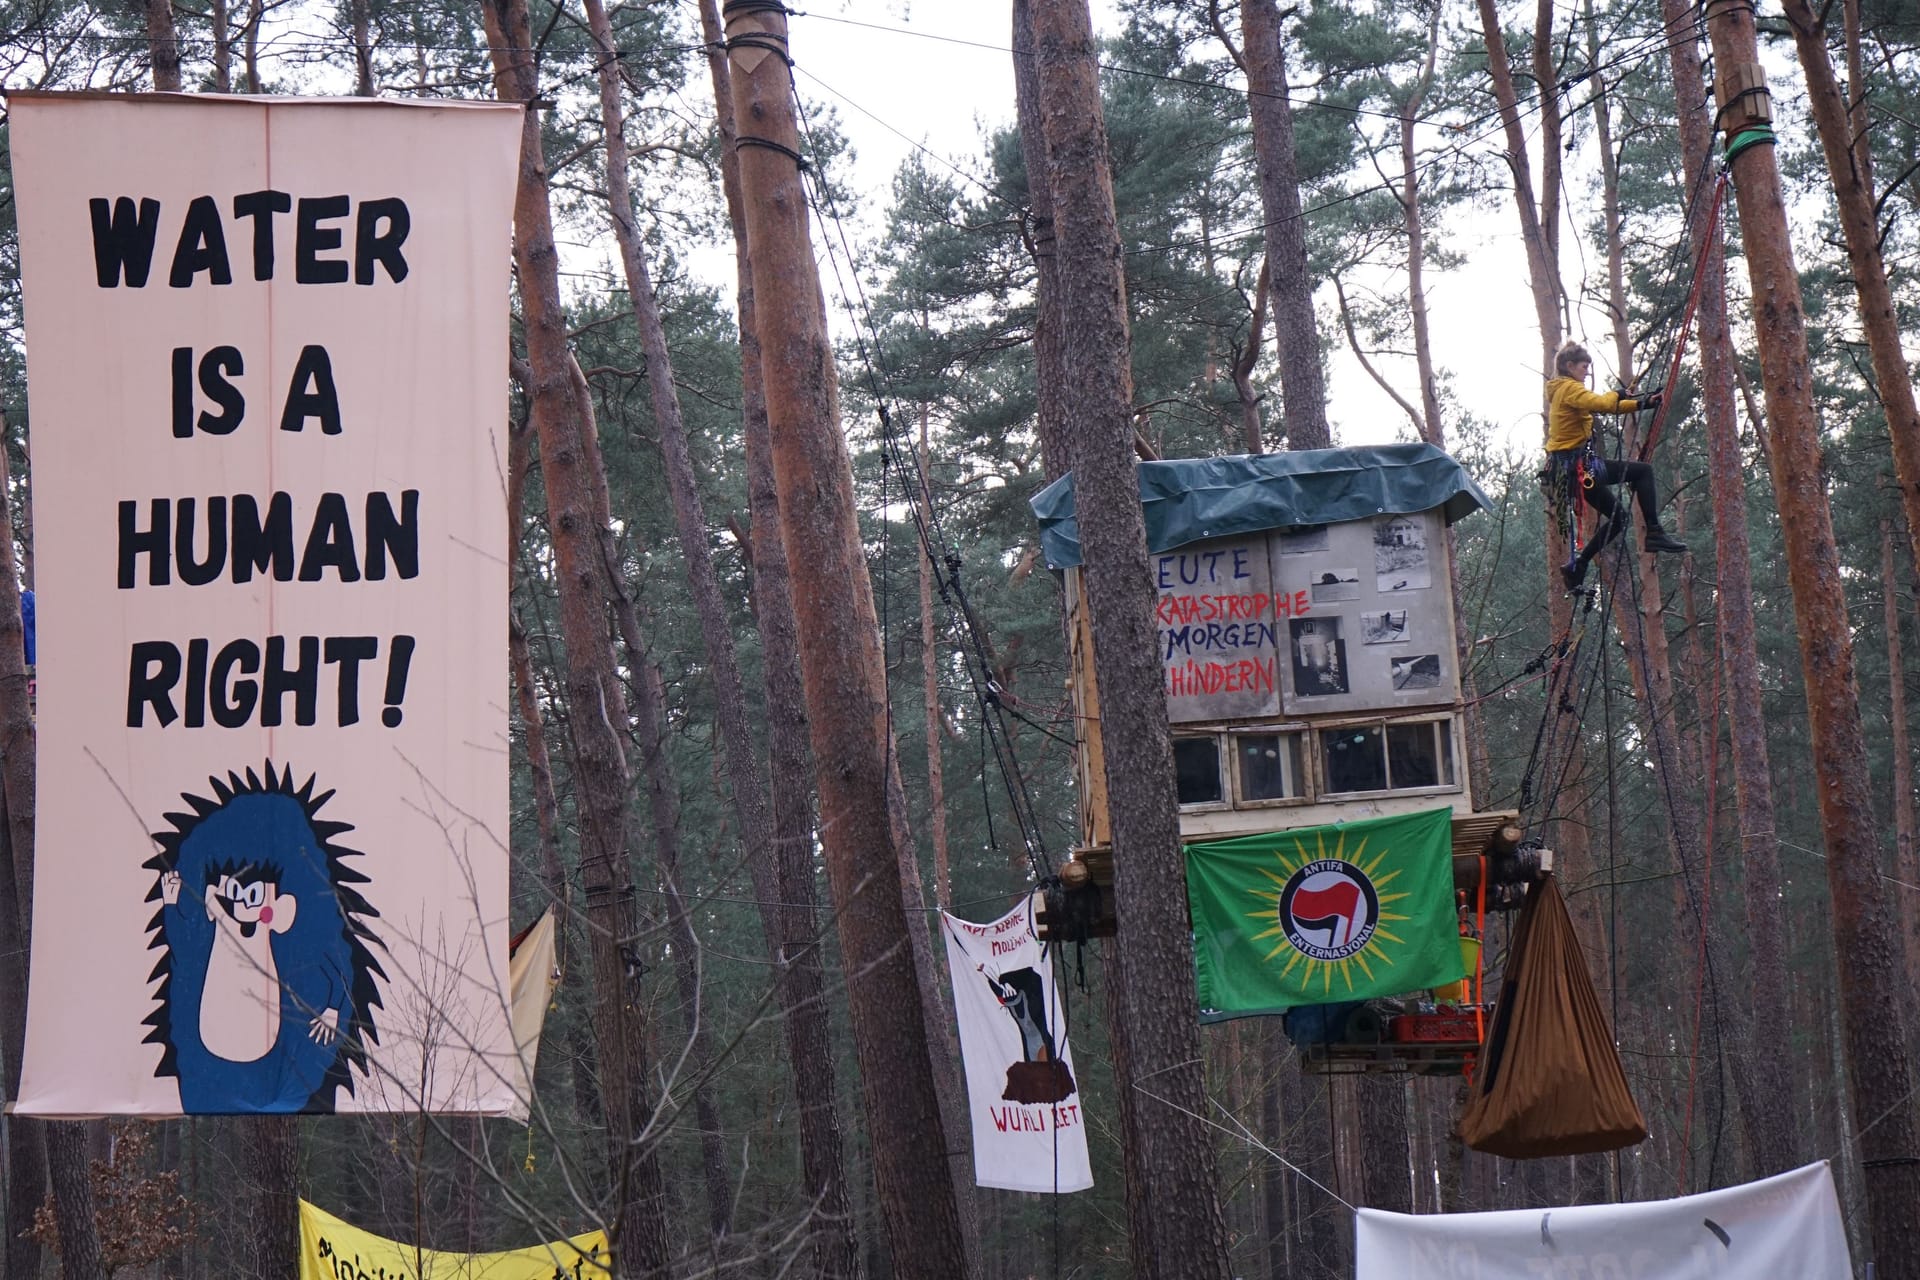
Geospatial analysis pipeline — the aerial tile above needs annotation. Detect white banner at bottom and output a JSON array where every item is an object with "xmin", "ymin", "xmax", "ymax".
[
  {"xmin": 942, "ymin": 905, "xmax": 1092, "ymax": 1193},
  {"xmin": 1355, "ymin": 1161, "xmax": 1849, "ymax": 1280}
]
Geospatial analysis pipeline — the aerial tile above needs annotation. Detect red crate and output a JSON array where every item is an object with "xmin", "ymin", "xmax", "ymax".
[{"xmin": 1388, "ymin": 1011, "xmax": 1483, "ymax": 1044}]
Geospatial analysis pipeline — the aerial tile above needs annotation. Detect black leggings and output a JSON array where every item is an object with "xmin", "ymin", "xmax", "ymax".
[{"xmin": 1560, "ymin": 454, "xmax": 1659, "ymax": 572}]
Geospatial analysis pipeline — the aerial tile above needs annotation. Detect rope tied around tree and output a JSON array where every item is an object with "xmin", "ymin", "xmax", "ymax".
[{"xmin": 732, "ymin": 134, "xmax": 809, "ymax": 170}]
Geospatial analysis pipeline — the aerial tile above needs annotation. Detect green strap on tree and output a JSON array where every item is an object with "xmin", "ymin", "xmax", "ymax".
[{"xmin": 1724, "ymin": 127, "xmax": 1777, "ymax": 165}]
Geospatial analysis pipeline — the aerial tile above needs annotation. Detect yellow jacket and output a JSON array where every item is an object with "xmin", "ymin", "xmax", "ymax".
[{"xmin": 1545, "ymin": 376, "xmax": 1642, "ymax": 452}]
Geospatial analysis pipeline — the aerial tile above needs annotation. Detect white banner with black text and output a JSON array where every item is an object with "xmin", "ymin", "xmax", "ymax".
[
  {"xmin": 11, "ymin": 93, "xmax": 523, "ymax": 1116},
  {"xmin": 942, "ymin": 904, "xmax": 1092, "ymax": 1193}
]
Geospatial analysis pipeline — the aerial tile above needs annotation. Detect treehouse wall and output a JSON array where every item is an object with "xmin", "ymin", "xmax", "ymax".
[{"xmin": 1068, "ymin": 505, "xmax": 1476, "ymax": 851}]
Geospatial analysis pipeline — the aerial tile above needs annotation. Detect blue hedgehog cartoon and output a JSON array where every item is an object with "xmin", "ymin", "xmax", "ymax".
[{"xmin": 142, "ymin": 763, "xmax": 386, "ymax": 1113}]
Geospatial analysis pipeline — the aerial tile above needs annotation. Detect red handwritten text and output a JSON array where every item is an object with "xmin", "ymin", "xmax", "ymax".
[
  {"xmin": 1155, "ymin": 589, "xmax": 1310, "ymax": 626},
  {"xmin": 989, "ymin": 1103, "xmax": 1083, "ymax": 1132},
  {"xmin": 1166, "ymin": 659, "xmax": 1275, "ymax": 697}
]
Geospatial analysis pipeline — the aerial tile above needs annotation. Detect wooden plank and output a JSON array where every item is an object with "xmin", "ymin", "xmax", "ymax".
[
  {"xmin": 1450, "ymin": 809, "xmax": 1521, "ymax": 859},
  {"xmin": 1067, "ymin": 570, "xmax": 1111, "ymax": 849}
]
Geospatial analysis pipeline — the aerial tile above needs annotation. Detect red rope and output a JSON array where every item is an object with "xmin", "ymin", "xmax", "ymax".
[
  {"xmin": 1676, "ymin": 605, "xmax": 1725, "ymax": 1193},
  {"xmin": 1640, "ymin": 171, "xmax": 1731, "ymax": 463}
]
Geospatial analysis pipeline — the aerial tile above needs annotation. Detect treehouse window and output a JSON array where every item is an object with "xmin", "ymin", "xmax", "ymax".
[
  {"xmin": 1234, "ymin": 731, "xmax": 1305, "ymax": 802},
  {"xmin": 1173, "ymin": 736, "xmax": 1226, "ymax": 807},
  {"xmin": 1387, "ymin": 720, "xmax": 1455, "ymax": 789},
  {"xmin": 1319, "ymin": 717, "xmax": 1458, "ymax": 797},
  {"xmin": 1321, "ymin": 725, "xmax": 1388, "ymax": 794}
]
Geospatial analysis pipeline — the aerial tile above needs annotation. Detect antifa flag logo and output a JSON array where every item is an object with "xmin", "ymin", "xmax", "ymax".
[{"xmin": 1278, "ymin": 859, "xmax": 1380, "ymax": 962}]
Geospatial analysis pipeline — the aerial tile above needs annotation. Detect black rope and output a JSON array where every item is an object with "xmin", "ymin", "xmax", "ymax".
[
  {"xmin": 1593, "ymin": 499, "xmax": 1729, "ymax": 1190},
  {"xmin": 733, "ymin": 134, "xmax": 809, "ymax": 169},
  {"xmin": 723, "ymin": 34, "xmax": 794, "ymax": 68},
  {"xmin": 1603, "ymin": 543, "xmax": 1623, "ymax": 1202},
  {"xmin": 791, "ymin": 89, "xmax": 1058, "ymax": 884}
]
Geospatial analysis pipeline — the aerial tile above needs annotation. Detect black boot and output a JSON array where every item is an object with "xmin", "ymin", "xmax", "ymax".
[
  {"xmin": 1643, "ymin": 527, "xmax": 1687, "ymax": 554},
  {"xmin": 1560, "ymin": 559, "xmax": 1586, "ymax": 591}
]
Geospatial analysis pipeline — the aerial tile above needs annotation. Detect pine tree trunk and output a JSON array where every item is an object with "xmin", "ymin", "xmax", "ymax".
[
  {"xmin": 1658, "ymin": 0, "xmax": 1800, "ymax": 1175},
  {"xmin": 239, "ymin": 1117, "xmax": 297, "ymax": 1280},
  {"xmin": 564, "ymin": 349, "xmax": 745, "ymax": 1250},
  {"xmin": 1886, "ymin": 522, "xmax": 1920, "ymax": 983},
  {"xmin": 695, "ymin": 4, "xmax": 864, "ymax": 1272},
  {"xmin": 1260, "ymin": 1024, "xmax": 1287, "ymax": 1280},
  {"xmin": 0, "ymin": 430, "xmax": 38, "ymax": 1280},
  {"xmin": 140, "ymin": 0, "xmax": 182, "ymax": 90},
  {"xmin": 506, "ymin": 412, "xmax": 574, "ymax": 1019},
  {"xmin": 1233, "ymin": 261, "xmax": 1270, "ymax": 454},
  {"xmin": 1700, "ymin": 3, "xmax": 1920, "ymax": 1265},
  {"xmin": 633, "ymin": 650, "xmax": 736, "ymax": 1249},
  {"xmin": 1031, "ymin": 0, "xmax": 1232, "ymax": 1273},
  {"xmin": 242, "ymin": 0, "xmax": 262, "ymax": 93},
  {"xmin": 1241, "ymin": 0, "xmax": 1328, "ymax": 449},
  {"xmin": 0, "ymin": 415, "xmax": 94, "ymax": 1280},
  {"xmin": 44, "ymin": 1121, "xmax": 104, "ymax": 1280},
  {"xmin": 1473, "ymin": 0, "xmax": 1562, "ymax": 371},
  {"xmin": 210, "ymin": 0, "xmax": 232, "ymax": 92},
  {"xmin": 482, "ymin": 5, "xmax": 673, "ymax": 1272},
  {"xmin": 1781, "ymin": 0, "xmax": 1920, "ymax": 583},
  {"xmin": 1399, "ymin": 30, "xmax": 1441, "ymax": 445},
  {"xmin": 722, "ymin": 7, "xmax": 970, "ymax": 1276},
  {"xmin": 349, "ymin": 0, "xmax": 373, "ymax": 95},
  {"xmin": 506, "ymin": 414, "xmax": 600, "ymax": 1124},
  {"xmin": 1392, "ymin": 14, "xmax": 1490, "ymax": 796},
  {"xmin": 583, "ymin": 0, "xmax": 755, "ymax": 1245},
  {"xmin": 1358, "ymin": 1077, "xmax": 1411, "ymax": 1212},
  {"xmin": 1012, "ymin": 0, "xmax": 1072, "ymax": 482}
]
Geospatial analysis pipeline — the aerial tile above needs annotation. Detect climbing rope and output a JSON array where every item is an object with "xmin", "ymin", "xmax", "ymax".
[{"xmin": 1638, "ymin": 170, "xmax": 1731, "ymax": 462}]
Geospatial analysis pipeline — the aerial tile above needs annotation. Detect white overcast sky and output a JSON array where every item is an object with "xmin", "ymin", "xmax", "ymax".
[{"xmin": 774, "ymin": 0, "xmax": 1563, "ymax": 457}]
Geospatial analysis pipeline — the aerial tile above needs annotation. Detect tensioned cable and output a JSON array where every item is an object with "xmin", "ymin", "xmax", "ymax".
[
  {"xmin": 788, "ymin": 2, "xmax": 1707, "ymax": 134},
  {"xmin": 760, "ymin": 1, "xmax": 1709, "ymax": 275},
  {"xmin": 786, "ymin": 88, "xmax": 1059, "ymax": 886}
]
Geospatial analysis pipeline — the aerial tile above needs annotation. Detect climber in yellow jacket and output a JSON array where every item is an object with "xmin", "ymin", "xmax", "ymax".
[{"xmin": 1547, "ymin": 341, "xmax": 1686, "ymax": 590}]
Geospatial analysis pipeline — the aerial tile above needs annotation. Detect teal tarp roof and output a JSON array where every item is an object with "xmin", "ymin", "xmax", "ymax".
[{"xmin": 1030, "ymin": 443, "xmax": 1491, "ymax": 569}]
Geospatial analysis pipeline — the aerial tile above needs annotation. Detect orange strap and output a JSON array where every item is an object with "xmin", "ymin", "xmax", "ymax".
[
  {"xmin": 1461, "ymin": 854, "xmax": 1489, "ymax": 1086},
  {"xmin": 1474, "ymin": 855, "xmax": 1488, "ymax": 1040}
]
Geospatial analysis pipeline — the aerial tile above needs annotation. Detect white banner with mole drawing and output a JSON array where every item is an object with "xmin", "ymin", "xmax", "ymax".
[
  {"xmin": 11, "ymin": 93, "xmax": 523, "ymax": 1116},
  {"xmin": 942, "ymin": 904, "xmax": 1092, "ymax": 1193}
]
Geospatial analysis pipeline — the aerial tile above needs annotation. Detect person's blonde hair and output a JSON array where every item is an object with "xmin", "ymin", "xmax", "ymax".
[{"xmin": 1555, "ymin": 342, "xmax": 1592, "ymax": 377}]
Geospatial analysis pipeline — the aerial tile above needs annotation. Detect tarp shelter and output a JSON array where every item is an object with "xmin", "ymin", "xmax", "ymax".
[
  {"xmin": 1456, "ymin": 875, "xmax": 1646, "ymax": 1157},
  {"xmin": 1354, "ymin": 1161, "xmax": 1850, "ymax": 1279},
  {"xmin": 1029, "ymin": 442, "xmax": 1491, "ymax": 569}
]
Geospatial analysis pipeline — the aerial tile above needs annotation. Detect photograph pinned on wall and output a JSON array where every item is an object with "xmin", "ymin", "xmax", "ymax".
[
  {"xmin": 1290, "ymin": 617, "xmax": 1349, "ymax": 697},
  {"xmin": 1373, "ymin": 515, "xmax": 1432, "ymax": 592},
  {"xmin": 1278, "ymin": 526, "xmax": 1329, "ymax": 555},
  {"xmin": 1309, "ymin": 568, "xmax": 1362, "ymax": 604},
  {"xmin": 1390, "ymin": 653, "xmax": 1443, "ymax": 691},
  {"xmin": 1361, "ymin": 610, "xmax": 1410, "ymax": 645}
]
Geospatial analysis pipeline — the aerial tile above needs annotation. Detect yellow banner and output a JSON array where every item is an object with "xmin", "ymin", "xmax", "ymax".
[{"xmin": 300, "ymin": 1200, "xmax": 608, "ymax": 1280}]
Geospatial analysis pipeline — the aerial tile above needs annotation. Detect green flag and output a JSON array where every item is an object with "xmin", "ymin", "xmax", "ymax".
[{"xmin": 1186, "ymin": 806, "xmax": 1465, "ymax": 1018}]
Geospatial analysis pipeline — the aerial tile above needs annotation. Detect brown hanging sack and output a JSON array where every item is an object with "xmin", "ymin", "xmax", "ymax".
[{"xmin": 1456, "ymin": 875, "xmax": 1648, "ymax": 1158}]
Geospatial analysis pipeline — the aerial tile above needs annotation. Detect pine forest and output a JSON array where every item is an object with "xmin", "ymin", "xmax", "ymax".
[{"xmin": 0, "ymin": 0, "xmax": 1917, "ymax": 1277}]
